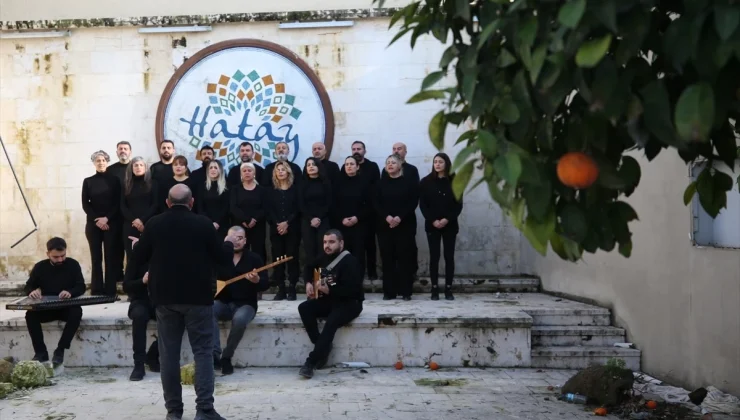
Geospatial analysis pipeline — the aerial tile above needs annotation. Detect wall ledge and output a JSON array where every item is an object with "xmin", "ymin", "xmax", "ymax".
[{"xmin": 0, "ymin": 8, "xmax": 399, "ymax": 30}]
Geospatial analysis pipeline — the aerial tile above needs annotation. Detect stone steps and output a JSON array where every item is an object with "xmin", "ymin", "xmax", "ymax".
[
  {"xmin": 531, "ymin": 346, "xmax": 641, "ymax": 371},
  {"xmin": 531, "ymin": 326, "xmax": 626, "ymax": 347}
]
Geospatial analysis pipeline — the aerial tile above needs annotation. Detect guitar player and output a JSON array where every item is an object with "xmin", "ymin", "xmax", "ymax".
[
  {"xmin": 298, "ymin": 229, "xmax": 364, "ymax": 379},
  {"xmin": 212, "ymin": 225, "xmax": 269, "ymax": 375},
  {"xmin": 23, "ymin": 237, "xmax": 86, "ymax": 366}
]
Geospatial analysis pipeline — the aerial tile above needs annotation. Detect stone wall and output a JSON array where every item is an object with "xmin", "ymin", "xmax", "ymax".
[{"xmin": 0, "ymin": 18, "xmax": 525, "ymax": 282}]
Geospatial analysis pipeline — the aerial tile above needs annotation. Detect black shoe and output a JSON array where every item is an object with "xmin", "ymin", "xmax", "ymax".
[
  {"xmin": 32, "ymin": 352, "xmax": 49, "ymax": 363},
  {"xmin": 194, "ymin": 409, "xmax": 226, "ymax": 420},
  {"xmin": 299, "ymin": 361, "xmax": 315, "ymax": 379},
  {"xmin": 165, "ymin": 411, "xmax": 183, "ymax": 420},
  {"xmin": 147, "ymin": 360, "xmax": 160, "ymax": 372},
  {"xmin": 286, "ymin": 284, "xmax": 297, "ymax": 301},
  {"xmin": 445, "ymin": 286, "xmax": 454, "ymax": 301},
  {"xmin": 273, "ymin": 289, "xmax": 287, "ymax": 301},
  {"xmin": 402, "ymin": 296, "xmax": 411, "ymax": 301},
  {"xmin": 431, "ymin": 286, "xmax": 439, "ymax": 301},
  {"xmin": 129, "ymin": 363, "xmax": 145, "ymax": 381},
  {"xmin": 213, "ymin": 355, "xmax": 222, "ymax": 370},
  {"xmin": 221, "ymin": 358, "xmax": 234, "ymax": 375},
  {"xmin": 52, "ymin": 348, "xmax": 64, "ymax": 366},
  {"xmin": 382, "ymin": 295, "xmax": 394, "ymax": 301}
]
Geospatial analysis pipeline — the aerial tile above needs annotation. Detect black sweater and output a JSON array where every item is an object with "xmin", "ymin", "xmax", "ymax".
[
  {"xmin": 197, "ymin": 182, "xmax": 230, "ymax": 227},
  {"xmin": 230, "ymin": 184, "xmax": 267, "ymax": 225},
  {"xmin": 322, "ymin": 159, "xmax": 340, "ymax": 186},
  {"xmin": 121, "ymin": 176, "xmax": 158, "ymax": 223},
  {"xmin": 150, "ymin": 162, "xmax": 173, "ymax": 184},
  {"xmin": 343, "ymin": 158, "xmax": 380, "ymax": 187},
  {"xmin": 123, "ymin": 260, "xmax": 150, "ymax": 303},
  {"xmin": 374, "ymin": 175, "xmax": 419, "ymax": 231},
  {"xmin": 82, "ymin": 171, "xmax": 121, "ymax": 222},
  {"xmin": 227, "ymin": 163, "xmax": 265, "ymax": 188},
  {"xmin": 316, "ymin": 252, "xmax": 365, "ymax": 302},
  {"xmin": 23, "ymin": 258, "xmax": 86, "ymax": 297},
  {"xmin": 266, "ymin": 185, "xmax": 300, "ymax": 229},
  {"xmin": 419, "ymin": 176, "xmax": 463, "ymax": 233},
  {"xmin": 299, "ymin": 177, "xmax": 332, "ymax": 221},
  {"xmin": 334, "ymin": 173, "xmax": 371, "ymax": 223},
  {"xmin": 216, "ymin": 250, "xmax": 269, "ymax": 310},
  {"xmin": 158, "ymin": 177, "xmax": 196, "ymax": 212},
  {"xmin": 107, "ymin": 162, "xmax": 128, "ymax": 186}
]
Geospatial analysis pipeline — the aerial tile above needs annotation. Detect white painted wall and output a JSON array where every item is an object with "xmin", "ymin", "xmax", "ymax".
[{"xmin": 0, "ymin": 19, "xmax": 524, "ymax": 281}]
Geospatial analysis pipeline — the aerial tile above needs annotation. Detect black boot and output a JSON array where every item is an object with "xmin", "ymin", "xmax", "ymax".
[
  {"xmin": 273, "ymin": 283, "xmax": 287, "ymax": 301},
  {"xmin": 129, "ymin": 363, "xmax": 145, "ymax": 381},
  {"xmin": 146, "ymin": 340, "xmax": 160, "ymax": 372},
  {"xmin": 444, "ymin": 285, "xmax": 454, "ymax": 301},
  {"xmin": 221, "ymin": 357, "xmax": 234, "ymax": 375},
  {"xmin": 52, "ymin": 348, "xmax": 64, "ymax": 366},
  {"xmin": 286, "ymin": 283, "xmax": 297, "ymax": 301},
  {"xmin": 315, "ymin": 344, "xmax": 332, "ymax": 370},
  {"xmin": 32, "ymin": 351, "xmax": 49, "ymax": 363},
  {"xmin": 213, "ymin": 354, "xmax": 222, "ymax": 370},
  {"xmin": 431, "ymin": 285, "xmax": 439, "ymax": 301},
  {"xmin": 299, "ymin": 361, "xmax": 315, "ymax": 379}
]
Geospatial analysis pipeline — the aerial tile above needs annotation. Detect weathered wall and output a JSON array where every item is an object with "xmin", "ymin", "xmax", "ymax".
[
  {"xmin": 521, "ymin": 151, "xmax": 740, "ymax": 395},
  {"xmin": 0, "ymin": 19, "xmax": 525, "ymax": 282}
]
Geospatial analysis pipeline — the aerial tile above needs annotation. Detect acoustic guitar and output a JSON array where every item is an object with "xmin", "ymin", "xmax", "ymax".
[{"xmin": 215, "ymin": 255, "xmax": 293, "ymax": 298}]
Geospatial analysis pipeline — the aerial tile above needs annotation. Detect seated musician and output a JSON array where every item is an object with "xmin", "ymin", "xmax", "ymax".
[
  {"xmin": 298, "ymin": 229, "xmax": 364, "ymax": 379},
  {"xmin": 23, "ymin": 237, "xmax": 85, "ymax": 366},
  {"xmin": 123, "ymin": 260, "xmax": 159, "ymax": 381},
  {"xmin": 212, "ymin": 225, "xmax": 269, "ymax": 375}
]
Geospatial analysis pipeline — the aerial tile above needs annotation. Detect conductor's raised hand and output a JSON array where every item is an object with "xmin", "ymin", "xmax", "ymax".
[
  {"xmin": 58, "ymin": 290, "xmax": 71, "ymax": 299},
  {"xmin": 246, "ymin": 271, "xmax": 259, "ymax": 283},
  {"xmin": 29, "ymin": 288, "xmax": 42, "ymax": 299}
]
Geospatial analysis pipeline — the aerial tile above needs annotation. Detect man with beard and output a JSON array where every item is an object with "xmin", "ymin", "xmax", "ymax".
[
  {"xmin": 226, "ymin": 142, "xmax": 264, "ymax": 187},
  {"xmin": 212, "ymin": 226, "xmax": 269, "ymax": 375},
  {"xmin": 23, "ymin": 237, "xmax": 85, "ymax": 366},
  {"xmin": 191, "ymin": 145, "xmax": 215, "ymax": 188},
  {"xmin": 150, "ymin": 140, "xmax": 176, "ymax": 185},
  {"xmin": 311, "ymin": 142, "xmax": 339, "ymax": 186},
  {"xmin": 297, "ymin": 230, "xmax": 364, "ymax": 379},
  {"xmin": 341, "ymin": 141, "xmax": 380, "ymax": 280},
  {"xmin": 262, "ymin": 141, "xmax": 302, "ymax": 188},
  {"xmin": 108, "ymin": 141, "xmax": 132, "ymax": 185}
]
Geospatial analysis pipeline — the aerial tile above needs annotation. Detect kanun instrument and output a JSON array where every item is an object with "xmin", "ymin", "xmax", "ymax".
[
  {"xmin": 6, "ymin": 295, "xmax": 119, "ymax": 311},
  {"xmin": 215, "ymin": 255, "xmax": 293, "ymax": 298}
]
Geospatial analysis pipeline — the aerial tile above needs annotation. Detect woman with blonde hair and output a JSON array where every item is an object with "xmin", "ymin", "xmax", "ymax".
[
  {"xmin": 197, "ymin": 159, "xmax": 230, "ymax": 240},
  {"xmin": 266, "ymin": 161, "xmax": 301, "ymax": 300},
  {"xmin": 230, "ymin": 161, "xmax": 268, "ymax": 262},
  {"xmin": 82, "ymin": 150, "xmax": 122, "ymax": 296}
]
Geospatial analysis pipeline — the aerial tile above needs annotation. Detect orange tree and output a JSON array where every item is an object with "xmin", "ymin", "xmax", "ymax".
[{"xmin": 375, "ymin": 0, "xmax": 740, "ymax": 261}]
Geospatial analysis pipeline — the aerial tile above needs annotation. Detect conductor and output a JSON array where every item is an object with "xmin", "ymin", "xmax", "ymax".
[{"xmin": 129, "ymin": 184, "xmax": 235, "ymax": 420}]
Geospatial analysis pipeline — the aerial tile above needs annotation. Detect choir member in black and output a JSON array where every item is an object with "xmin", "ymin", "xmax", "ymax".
[
  {"xmin": 230, "ymin": 162, "xmax": 268, "ymax": 263},
  {"xmin": 123, "ymin": 260, "xmax": 159, "ymax": 381},
  {"xmin": 24, "ymin": 237, "xmax": 85, "ymax": 366},
  {"xmin": 158, "ymin": 155, "xmax": 195, "ymax": 212},
  {"xmin": 384, "ymin": 142, "xmax": 421, "ymax": 277},
  {"xmin": 190, "ymin": 145, "xmax": 214, "ymax": 188},
  {"xmin": 419, "ymin": 153, "xmax": 463, "ymax": 301},
  {"xmin": 197, "ymin": 160, "xmax": 230, "ymax": 240},
  {"xmin": 334, "ymin": 156, "xmax": 371, "ymax": 276},
  {"xmin": 227, "ymin": 142, "xmax": 264, "ymax": 187},
  {"xmin": 212, "ymin": 226, "xmax": 269, "ymax": 375},
  {"xmin": 312, "ymin": 142, "xmax": 339, "ymax": 186},
  {"xmin": 82, "ymin": 150, "xmax": 122, "ymax": 296},
  {"xmin": 298, "ymin": 230, "xmax": 363, "ymax": 379},
  {"xmin": 300, "ymin": 157, "xmax": 332, "ymax": 287},
  {"xmin": 342, "ymin": 141, "xmax": 380, "ymax": 279},
  {"xmin": 266, "ymin": 161, "xmax": 301, "ymax": 300},
  {"xmin": 150, "ymin": 139, "xmax": 175, "ymax": 184},
  {"xmin": 375, "ymin": 154, "xmax": 419, "ymax": 301},
  {"xmin": 121, "ymin": 156, "xmax": 158, "ymax": 262},
  {"xmin": 108, "ymin": 140, "xmax": 132, "ymax": 279},
  {"xmin": 262, "ymin": 141, "xmax": 302, "ymax": 188}
]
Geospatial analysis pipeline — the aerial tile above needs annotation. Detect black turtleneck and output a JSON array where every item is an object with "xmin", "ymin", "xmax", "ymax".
[
  {"xmin": 266, "ymin": 184, "xmax": 299, "ymax": 227},
  {"xmin": 321, "ymin": 159, "xmax": 340, "ymax": 186},
  {"xmin": 121, "ymin": 175, "xmax": 158, "ymax": 223},
  {"xmin": 82, "ymin": 171, "xmax": 121, "ymax": 222},
  {"xmin": 230, "ymin": 183, "xmax": 267, "ymax": 225},
  {"xmin": 107, "ymin": 161, "xmax": 128, "ymax": 185},
  {"xmin": 197, "ymin": 181, "xmax": 230, "ymax": 227},
  {"xmin": 299, "ymin": 177, "xmax": 332, "ymax": 221},
  {"xmin": 419, "ymin": 175, "xmax": 463, "ymax": 233},
  {"xmin": 150, "ymin": 161, "xmax": 173, "ymax": 184},
  {"xmin": 158, "ymin": 177, "xmax": 196, "ymax": 212},
  {"xmin": 334, "ymin": 173, "xmax": 371, "ymax": 222},
  {"xmin": 374, "ymin": 174, "xmax": 419, "ymax": 231}
]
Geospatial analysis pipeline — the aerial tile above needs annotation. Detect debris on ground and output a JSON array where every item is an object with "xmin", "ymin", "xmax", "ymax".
[
  {"xmin": 0, "ymin": 358, "xmax": 13, "ymax": 382},
  {"xmin": 11, "ymin": 361, "xmax": 48, "ymax": 388},
  {"xmin": 180, "ymin": 363, "xmax": 195, "ymax": 385},
  {"xmin": 561, "ymin": 361, "xmax": 634, "ymax": 406},
  {"xmin": 414, "ymin": 378, "xmax": 467, "ymax": 387},
  {"xmin": 0, "ymin": 382, "xmax": 15, "ymax": 399}
]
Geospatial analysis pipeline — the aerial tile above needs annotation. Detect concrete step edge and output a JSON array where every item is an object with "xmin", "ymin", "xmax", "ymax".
[
  {"xmin": 531, "ymin": 326, "xmax": 626, "ymax": 336},
  {"xmin": 531, "ymin": 346, "xmax": 641, "ymax": 357}
]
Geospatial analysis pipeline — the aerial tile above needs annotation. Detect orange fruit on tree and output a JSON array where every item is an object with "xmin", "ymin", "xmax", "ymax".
[
  {"xmin": 646, "ymin": 400, "xmax": 658, "ymax": 409},
  {"xmin": 593, "ymin": 407, "xmax": 608, "ymax": 416},
  {"xmin": 429, "ymin": 361, "xmax": 439, "ymax": 370},
  {"xmin": 394, "ymin": 361, "xmax": 404, "ymax": 370},
  {"xmin": 556, "ymin": 152, "xmax": 600, "ymax": 189}
]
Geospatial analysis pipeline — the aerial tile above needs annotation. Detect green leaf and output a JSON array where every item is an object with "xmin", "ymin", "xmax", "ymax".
[
  {"xmin": 496, "ymin": 48, "xmax": 517, "ymax": 68},
  {"xmin": 454, "ymin": 130, "xmax": 476, "ymax": 145},
  {"xmin": 529, "ymin": 45, "xmax": 547, "ymax": 84},
  {"xmin": 641, "ymin": 81, "xmax": 682, "ymax": 147},
  {"xmin": 674, "ymin": 83, "xmax": 715, "ymax": 143},
  {"xmin": 550, "ymin": 233, "xmax": 581, "ymax": 261},
  {"xmin": 495, "ymin": 98, "xmax": 521, "ymax": 124},
  {"xmin": 683, "ymin": 181, "xmax": 697, "ymax": 205},
  {"xmin": 715, "ymin": 5, "xmax": 740, "ymax": 41},
  {"xmin": 523, "ymin": 209, "xmax": 556, "ymax": 256},
  {"xmin": 611, "ymin": 201, "xmax": 639, "ymax": 222},
  {"xmin": 575, "ymin": 34, "xmax": 612, "ymax": 68},
  {"xmin": 428, "ymin": 110, "xmax": 446, "ymax": 150},
  {"xmin": 522, "ymin": 180, "xmax": 552, "ymax": 221},
  {"xmin": 476, "ymin": 130, "xmax": 499, "ymax": 159},
  {"xmin": 619, "ymin": 155, "xmax": 641, "ymax": 196},
  {"xmin": 462, "ymin": 69, "xmax": 478, "ymax": 103},
  {"xmin": 737, "ymin": 174, "xmax": 740, "ymax": 191},
  {"xmin": 407, "ymin": 90, "xmax": 446, "ymax": 104},
  {"xmin": 696, "ymin": 166, "xmax": 734, "ymax": 217},
  {"xmin": 452, "ymin": 160, "xmax": 475, "ymax": 200},
  {"xmin": 477, "ymin": 19, "xmax": 503, "ymax": 50},
  {"xmin": 421, "ymin": 71, "xmax": 445, "ymax": 90},
  {"xmin": 388, "ymin": 26, "xmax": 414, "ymax": 46},
  {"xmin": 557, "ymin": 0, "xmax": 586, "ymax": 29},
  {"xmin": 618, "ymin": 241, "xmax": 632, "ymax": 258},
  {"xmin": 493, "ymin": 151, "xmax": 522, "ymax": 184},
  {"xmin": 591, "ymin": 0, "xmax": 618, "ymax": 33},
  {"xmin": 455, "ymin": 0, "xmax": 471, "ymax": 21},
  {"xmin": 559, "ymin": 204, "xmax": 588, "ymax": 243},
  {"xmin": 452, "ymin": 145, "xmax": 478, "ymax": 172},
  {"xmin": 508, "ymin": 197, "xmax": 526, "ymax": 228},
  {"xmin": 615, "ymin": 9, "xmax": 650, "ymax": 66},
  {"xmin": 439, "ymin": 45, "xmax": 459, "ymax": 68},
  {"xmin": 518, "ymin": 16, "xmax": 538, "ymax": 49}
]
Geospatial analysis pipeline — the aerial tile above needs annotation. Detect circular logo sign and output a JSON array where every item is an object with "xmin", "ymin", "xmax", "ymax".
[{"xmin": 156, "ymin": 39, "xmax": 334, "ymax": 172}]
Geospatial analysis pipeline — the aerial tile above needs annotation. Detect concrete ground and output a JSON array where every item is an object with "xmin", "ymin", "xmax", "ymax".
[{"xmin": 0, "ymin": 367, "xmax": 621, "ymax": 420}]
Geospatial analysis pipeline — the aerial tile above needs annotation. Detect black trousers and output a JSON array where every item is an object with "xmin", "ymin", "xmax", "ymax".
[
  {"xmin": 25, "ymin": 307, "xmax": 83, "ymax": 355},
  {"xmin": 301, "ymin": 218, "xmax": 330, "ymax": 284},
  {"xmin": 270, "ymin": 225, "xmax": 300, "ymax": 286},
  {"xmin": 298, "ymin": 298, "xmax": 362, "ymax": 366},
  {"xmin": 116, "ymin": 219, "xmax": 126, "ymax": 281},
  {"xmin": 426, "ymin": 228, "xmax": 457, "ymax": 287},
  {"xmin": 128, "ymin": 300, "xmax": 158, "ymax": 365},
  {"xmin": 364, "ymin": 213, "xmax": 378, "ymax": 277},
  {"xmin": 85, "ymin": 220, "xmax": 122, "ymax": 296},
  {"xmin": 245, "ymin": 221, "xmax": 267, "ymax": 264},
  {"xmin": 339, "ymin": 222, "xmax": 366, "ymax": 277},
  {"xmin": 378, "ymin": 227, "xmax": 416, "ymax": 298}
]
